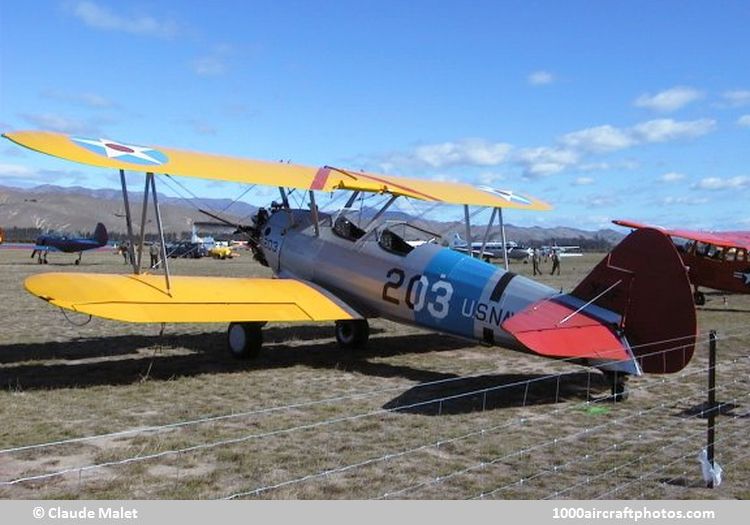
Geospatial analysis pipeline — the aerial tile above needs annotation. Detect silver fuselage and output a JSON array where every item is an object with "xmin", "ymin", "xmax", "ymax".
[{"xmin": 260, "ymin": 209, "xmax": 557, "ymax": 350}]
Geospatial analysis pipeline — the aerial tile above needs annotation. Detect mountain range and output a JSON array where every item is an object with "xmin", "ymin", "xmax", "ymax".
[{"xmin": 0, "ymin": 184, "xmax": 624, "ymax": 245}]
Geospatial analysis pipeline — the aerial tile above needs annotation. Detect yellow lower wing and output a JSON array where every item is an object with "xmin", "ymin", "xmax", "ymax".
[{"xmin": 25, "ymin": 273, "xmax": 361, "ymax": 323}]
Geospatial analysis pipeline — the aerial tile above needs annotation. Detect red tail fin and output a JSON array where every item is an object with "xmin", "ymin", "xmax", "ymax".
[{"xmin": 572, "ymin": 228, "xmax": 696, "ymax": 373}]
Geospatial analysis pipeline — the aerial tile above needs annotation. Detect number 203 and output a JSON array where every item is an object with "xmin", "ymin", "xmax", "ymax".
[{"xmin": 382, "ymin": 268, "xmax": 453, "ymax": 319}]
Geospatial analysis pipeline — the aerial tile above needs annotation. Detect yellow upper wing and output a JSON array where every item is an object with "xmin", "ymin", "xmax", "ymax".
[
  {"xmin": 25, "ymin": 272, "xmax": 361, "ymax": 323},
  {"xmin": 3, "ymin": 130, "xmax": 551, "ymax": 211}
]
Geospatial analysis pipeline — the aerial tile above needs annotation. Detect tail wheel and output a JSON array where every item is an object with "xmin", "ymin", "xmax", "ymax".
[
  {"xmin": 335, "ymin": 319, "xmax": 369, "ymax": 350},
  {"xmin": 227, "ymin": 322, "xmax": 263, "ymax": 359},
  {"xmin": 604, "ymin": 371, "xmax": 630, "ymax": 402},
  {"xmin": 693, "ymin": 291, "xmax": 706, "ymax": 306}
]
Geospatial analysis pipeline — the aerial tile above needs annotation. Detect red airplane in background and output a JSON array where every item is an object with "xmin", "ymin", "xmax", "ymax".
[{"xmin": 614, "ymin": 219, "xmax": 750, "ymax": 305}]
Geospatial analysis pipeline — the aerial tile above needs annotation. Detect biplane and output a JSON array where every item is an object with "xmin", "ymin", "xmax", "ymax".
[
  {"xmin": 614, "ymin": 219, "xmax": 750, "ymax": 305},
  {"xmin": 31, "ymin": 222, "xmax": 108, "ymax": 264},
  {"xmin": 3, "ymin": 131, "xmax": 698, "ymax": 400}
]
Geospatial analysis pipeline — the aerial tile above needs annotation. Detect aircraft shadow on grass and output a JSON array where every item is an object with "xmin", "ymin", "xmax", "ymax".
[
  {"xmin": 382, "ymin": 371, "xmax": 609, "ymax": 415},
  {"xmin": 0, "ymin": 330, "xmax": 607, "ymax": 411},
  {"xmin": 0, "ymin": 329, "xmax": 462, "ymax": 390}
]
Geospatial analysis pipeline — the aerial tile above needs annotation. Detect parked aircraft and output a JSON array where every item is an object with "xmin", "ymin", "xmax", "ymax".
[
  {"xmin": 31, "ymin": 222, "xmax": 108, "ymax": 264},
  {"xmin": 614, "ymin": 219, "xmax": 750, "ymax": 305},
  {"xmin": 4, "ymin": 131, "xmax": 697, "ymax": 400},
  {"xmin": 450, "ymin": 233, "xmax": 533, "ymax": 261},
  {"xmin": 542, "ymin": 244, "xmax": 583, "ymax": 257}
]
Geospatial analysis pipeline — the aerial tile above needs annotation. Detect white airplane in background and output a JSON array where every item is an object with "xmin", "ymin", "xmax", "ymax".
[
  {"xmin": 543, "ymin": 244, "xmax": 583, "ymax": 257},
  {"xmin": 450, "ymin": 233, "xmax": 532, "ymax": 261}
]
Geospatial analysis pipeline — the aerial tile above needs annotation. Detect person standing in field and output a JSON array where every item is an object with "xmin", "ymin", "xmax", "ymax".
[
  {"xmin": 149, "ymin": 242, "xmax": 160, "ymax": 269},
  {"xmin": 550, "ymin": 250, "xmax": 561, "ymax": 275},
  {"xmin": 532, "ymin": 248, "xmax": 542, "ymax": 275}
]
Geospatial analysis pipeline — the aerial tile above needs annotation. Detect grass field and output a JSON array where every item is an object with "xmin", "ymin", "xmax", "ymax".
[{"xmin": 0, "ymin": 247, "xmax": 748, "ymax": 499}]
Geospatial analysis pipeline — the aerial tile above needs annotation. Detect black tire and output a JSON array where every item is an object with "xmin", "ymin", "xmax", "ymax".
[
  {"xmin": 694, "ymin": 291, "xmax": 706, "ymax": 306},
  {"xmin": 74, "ymin": 259, "xmax": 80, "ymax": 265},
  {"xmin": 335, "ymin": 319, "xmax": 369, "ymax": 350},
  {"xmin": 227, "ymin": 322, "xmax": 263, "ymax": 359}
]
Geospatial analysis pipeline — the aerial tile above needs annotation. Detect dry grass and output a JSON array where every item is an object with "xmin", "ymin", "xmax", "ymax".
[{"xmin": 0, "ymin": 247, "xmax": 748, "ymax": 499}]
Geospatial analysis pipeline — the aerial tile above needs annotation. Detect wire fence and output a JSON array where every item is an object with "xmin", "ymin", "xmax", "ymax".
[{"xmin": 0, "ymin": 327, "xmax": 747, "ymax": 499}]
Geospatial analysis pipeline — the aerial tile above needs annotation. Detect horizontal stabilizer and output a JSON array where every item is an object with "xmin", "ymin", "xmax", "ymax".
[
  {"xmin": 502, "ymin": 296, "xmax": 637, "ymax": 373},
  {"xmin": 24, "ymin": 273, "xmax": 361, "ymax": 323}
]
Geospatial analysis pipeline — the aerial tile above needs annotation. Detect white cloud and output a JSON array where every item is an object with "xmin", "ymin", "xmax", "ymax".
[
  {"xmin": 573, "ymin": 177, "xmax": 594, "ymax": 185},
  {"xmin": 634, "ymin": 86, "xmax": 703, "ymax": 112},
  {"xmin": 192, "ymin": 56, "xmax": 226, "ymax": 76},
  {"xmin": 659, "ymin": 171, "xmax": 685, "ymax": 183},
  {"xmin": 560, "ymin": 125, "xmax": 635, "ymax": 153},
  {"xmin": 516, "ymin": 147, "xmax": 579, "ymax": 177},
  {"xmin": 738, "ymin": 115, "xmax": 750, "ymax": 128},
  {"xmin": 631, "ymin": 118, "xmax": 716, "ymax": 143},
  {"xmin": 582, "ymin": 193, "xmax": 620, "ymax": 208},
  {"xmin": 412, "ymin": 139, "xmax": 512, "ymax": 168},
  {"xmin": 528, "ymin": 70, "xmax": 554, "ymax": 86},
  {"xmin": 722, "ymin": 90, "xmax": 750, "ymax": 107},
  {"xmin": 661, "ymin": 196, "xmax": 708, "ymax": 205},
  {"xmin": 20, "ymin": 113, "xmax": 102, "ymax": 135},
  {"xmin": 41, "ymin": 89, "xmax": 115, "ymax": 109},
  {"xmin": 476, "ymin": 171, "xmax": 506, "ymax": 186},
  {"xmin": 191, "ymin": 44, "xmax": 233, "ymax": 76},
  {"xmin": 693, "ymin": 176, "xmax": 750, "ymax": 190},
  {"xmin": 0, "ymin": 163, "xmax": 37, "ymax": 179},
  {"xmin": 69, "ymin": 1, "xmax": 179, "ymax": 38}
]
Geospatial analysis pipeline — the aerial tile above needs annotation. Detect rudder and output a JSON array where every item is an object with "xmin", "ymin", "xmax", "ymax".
[
  {"xmin": 571, "ymin": 228, "xmax": 696, "ymax": 373},
  {"xmin": 93, "ymin": 222, "xmax": 108, "ymax": 246}
]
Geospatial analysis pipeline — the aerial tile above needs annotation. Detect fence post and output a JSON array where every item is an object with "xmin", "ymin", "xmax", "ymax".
[{"xmin": 707, "ymin": 330, "xmax": 717, "ymax": 488}]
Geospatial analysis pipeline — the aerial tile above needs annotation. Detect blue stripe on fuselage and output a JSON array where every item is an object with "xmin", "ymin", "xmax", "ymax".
[{"xmin": 413, "ymin": 248, "xmax": 499, "ymax": 338}]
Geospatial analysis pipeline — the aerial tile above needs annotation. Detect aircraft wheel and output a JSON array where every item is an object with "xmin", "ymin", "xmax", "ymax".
[
  {"xmin": 227, "ymin": 322, "xmax": 263, "ymax": 359},
  {"xmin": 74, "ymin": 259, "xmax": 80, "ymax": 265},
  {"xmin": 693, "ymin": 291, "xmax": 706, "ymax": 306},
  {"xmin": 38, "ymin": 258, "xmax": 43, "ymax": 265},
  {"xmin": 335, "ymin": 319, "xmax": 369, "ymax": 350},
  {"xmin": 604, "ymin": 372, "xmax": 629, "ymax": 402}
]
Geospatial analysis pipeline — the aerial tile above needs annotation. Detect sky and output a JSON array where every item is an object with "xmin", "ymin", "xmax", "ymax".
[{"xmin": 1, "ymin": 0, "xmax": 749, "ymax": 231}]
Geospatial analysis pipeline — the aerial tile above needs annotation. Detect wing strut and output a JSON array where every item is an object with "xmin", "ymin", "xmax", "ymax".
[
  {"xmin": 117, "ymin": 170, "xmax": 172, "ymax": 294},
  {"xmin": 478, "ymin": 207, "xmax": 498, "ymax": 261},
  {"xmin": 150, "ymin": 173, "xmax": 172, "ymax": 293},
  {"xmin": 463, "ymin": 205, "xmax": 473, "ymax": 258},
  {"xmin": 119, "ymin": 169, "xmax": 139, "ymax": 274},
  {"xmin": 498, "ymin": 206, "xmax": 509, "ymax": 270}
]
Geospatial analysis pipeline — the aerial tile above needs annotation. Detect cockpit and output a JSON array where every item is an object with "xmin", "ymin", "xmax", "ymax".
[
  {"xmin": 332, "ymin": 216, "xmax": 366, "ymax": 241},
  {"xmin": 378, "ymin": 229, "xmax": 414, "ymax": 256}
]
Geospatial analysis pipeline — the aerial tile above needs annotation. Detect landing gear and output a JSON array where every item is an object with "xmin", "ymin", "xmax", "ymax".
[
  {"xmin": 227, "ymin": 322, "xmax": 263, "ymax": 359},
  {"xmin": 693, "ymin": 288, "xmax": 706, "ymax": 306},
  {"xmin": 335, "ymin": 319, "xmax": 369, "ymax": 350},
  {"xmin": 603, "ymin": 371, "xmax": 630, "ymax": 402},
  {"xmin": 75, "ymin": 252, "xmax": 82, "ymax": 265}
]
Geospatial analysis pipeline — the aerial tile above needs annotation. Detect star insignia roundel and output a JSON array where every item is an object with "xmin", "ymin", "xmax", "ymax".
[
  {"xmin": 477, "ymin": 186, "xmax": 533, "ymax": 206},
  {"xmin": 71, "ymin": 137, "xmax": 169, "ymax": 166}
]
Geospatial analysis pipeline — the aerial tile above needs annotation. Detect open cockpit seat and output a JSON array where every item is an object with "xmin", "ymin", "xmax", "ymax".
[
  {"xmin": 378, "ymin": 229, "xmax": 414, "ymax": 256},
  {"xmin": 333, "ymin": 217, "xmax": 366, "ymax": 241}
]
